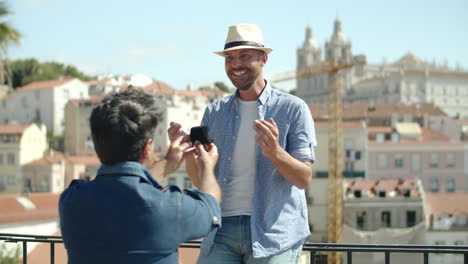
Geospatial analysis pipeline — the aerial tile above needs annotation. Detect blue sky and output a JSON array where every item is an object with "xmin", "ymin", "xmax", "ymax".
[{"xmin": 8, "ymin": 0, "xmax": 468, "ymax": 90}]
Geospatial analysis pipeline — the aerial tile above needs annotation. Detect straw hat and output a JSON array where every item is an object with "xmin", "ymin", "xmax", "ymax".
[{"xmin": 214, "ymin": 24, "xmax": 273, "ymax": 56}]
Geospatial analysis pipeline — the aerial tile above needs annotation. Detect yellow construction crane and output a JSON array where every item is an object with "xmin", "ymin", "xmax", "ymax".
[{"xmin": 272, "ymin": 57, "xmax": 364, "ymax": 264}]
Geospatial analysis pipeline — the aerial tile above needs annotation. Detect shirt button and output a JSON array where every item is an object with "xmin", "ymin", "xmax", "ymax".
[{"xmin": 227, "ymin": 157, "xmax": 231, "ymax": 161}]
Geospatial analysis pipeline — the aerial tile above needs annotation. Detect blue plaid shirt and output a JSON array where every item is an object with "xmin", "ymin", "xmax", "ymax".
[{"xmin": 200, "ymin": 81, "xmax": 317, "ymax": 258}]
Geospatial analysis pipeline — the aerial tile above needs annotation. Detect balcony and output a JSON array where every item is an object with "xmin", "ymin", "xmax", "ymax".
[{"xmin": 1, "ymin": 233, "xmax": 467, "ymax": 264}]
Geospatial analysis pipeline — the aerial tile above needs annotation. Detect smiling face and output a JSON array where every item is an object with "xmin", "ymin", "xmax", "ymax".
[{"xmin": 224, "ymin": 49, "xmax": 267, "ymax": 91}]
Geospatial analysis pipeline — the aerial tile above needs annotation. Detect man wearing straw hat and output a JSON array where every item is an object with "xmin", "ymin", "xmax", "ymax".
[{"xmin": 186, "ymin": 24, "xmax": 317, "ymax": 263}]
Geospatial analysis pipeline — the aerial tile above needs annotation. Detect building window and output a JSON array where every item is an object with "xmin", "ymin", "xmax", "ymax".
[
  {"xmin": 376, "ymin": 133, "xmax": 385, "ymax": 143},
  {"xmin": 7, "ymin": 153, "xmax": 15, "ymax": 165},
  {"xmin": 446, "ymin": 153, "xmax": 455, "ymax": 168},
  {"xmin": 429, "ymin": 153, "xmax": 439, "ymax": 168},
  {"xmin": 0, "ymin": 153, "xmax": 3, "ymax": 164},
  {"xmin": 411, "ymin": 153, "xmax": 421, "ymax": 172},
  {"xmin": 356, "ymin": 211, "xmax": 367, "ymax": 230},
  {"xmin": 184, "ymin": 177, "xmax": 192, "ymax": 189},
  {"xmin": 345, "ymin": 161, "xmax": 354, "ymax": 172},
  {"xmin": 394, "ymin": 153, "xmax": 404, "ymax": 168},
  {"xmin": 430, "ymin": 178, "xmax": 439, "ymax": 192},
  {"xmin": 354, "ymin": 189, "xmax": 362, "ymax": 198},
  {"xmin": 378, "ymin": 190, "xmax": 386, "ymax": 198},
  {"xmin": 7, "ymin": 175, "xmax": 15, "ymax": 185},
  {"xmin": 381, "ymin": 211, "xmax": 391, "ymax": 228},
  {"xmin": 406, "ymin": 211, "xmax": 416, "ymax": 227},
  {"xmin": 168, "ymin": 177, "xmax": 176, "ymax": 186},
  {"xmin": 377, "ymin": 154, "xmax": 387, "ymax": 169},
  {"xmin": 446, "ymin": 178, "xmax": 455, "ymax": 192}
]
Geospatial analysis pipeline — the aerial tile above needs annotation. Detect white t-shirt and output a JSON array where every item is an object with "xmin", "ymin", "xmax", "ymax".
[{"xmin": 222, "ymin": 99, "xmax": 259, "ymax": 217}]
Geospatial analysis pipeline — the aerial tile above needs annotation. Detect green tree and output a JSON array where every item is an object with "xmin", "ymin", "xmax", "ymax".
[
  {"xmin": 47, "ymin": 131, "xmax": 64, "ymax": 152},
  {"xmin": 8, "ymin": 58, "xmax": 39, "ymax": 88},
  {"xmin": 214, "ymin": 81, "xmax": 230, "ymax": 93},
  {"xmin": 0, "ymin": 1, "xmax": 21, "ymax": 88},
  {"xmin": 6, "ymin": 59, "xmax": 92, "ymax": 88}
]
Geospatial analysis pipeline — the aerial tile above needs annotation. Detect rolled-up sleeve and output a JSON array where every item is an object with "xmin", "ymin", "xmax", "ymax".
[
  {"xmin": 287, "ymin": 101, "xmax": 317, "ymax": 162},
  {"xmin": 177, "ymin": 189, "xmax": 221, "ymax": 242}
]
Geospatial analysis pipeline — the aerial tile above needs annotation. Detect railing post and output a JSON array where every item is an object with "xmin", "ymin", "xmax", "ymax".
[
  {"xmin": 347, "ymin": 251, "xmax": 352, "ymax": 264},
  {"xmin": 465, "ymin": 253, "xmax": 467, "ymax": 264},
  {"xmin": 22, "ymin": 241, "xmax": 27, "ymax": 264},
  {"xmin": 310, "ymin": 250, "xmax": 315, "ymax": 264},
  {"xmin": 50, "ymin": 242, "xmax": 55, "ymax": 264},
  {"xmin": 384, "ymin": 251, "xmax": 390, "ymax": 264},
  {"xmin": 423, "ymin": 252, "xmax": 428, "ymax": 264}
]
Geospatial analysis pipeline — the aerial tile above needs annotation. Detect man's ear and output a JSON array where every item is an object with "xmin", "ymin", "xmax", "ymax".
[
  {"xmin": 140, "ymin": 138, "xmax": 154, "ymax": 161},
  {"xmin": 261, "ymin": 52, "xmax": 268, "ymax": 67}
]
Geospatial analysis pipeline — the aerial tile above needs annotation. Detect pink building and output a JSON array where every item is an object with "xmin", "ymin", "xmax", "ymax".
[{"xmin": 367, "ymin": 123, "xmax": 467, "ymax": 193}]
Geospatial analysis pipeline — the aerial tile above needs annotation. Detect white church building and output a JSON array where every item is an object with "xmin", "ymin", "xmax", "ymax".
[{"xmin": 296, "ymin": 18, "xmax": 468, "ymax": 119}]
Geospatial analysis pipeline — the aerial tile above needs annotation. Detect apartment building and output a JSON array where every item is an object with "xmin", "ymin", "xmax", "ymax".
[
  {"xmin": 22, "ymin": 151, "xmax": 65, "ymax": 193},
  {"xmin": 0, "ymin": 77, "xmax": 89, "ymax": 135},
  {"xmin": 342, "ymin": 179, "xmax": 426, "ymax": 264},
  {"xmin": 367, "ymin": 122, "xmax": 467, "ymax": 193},
  {"xmin": 63, "ymin": 81, "xmax": 225, "ymax": 156},
  {"xmin": 0, "ymin": 124, "xmax": 48, "ymax": 194},
  {"xmin": 64, "ymin": 155, "xmax": 101, "ymax": 187},
  {"xmin": 306, "ymin": 120, "xmax": 367, "ymax": 242},
  {"xmin": 424, "ymin": 193, "xmax": 468, "ymax": 264},
  {"xmin": 64, "ymin": 97, "xmax": 101, "ymax": 156}
]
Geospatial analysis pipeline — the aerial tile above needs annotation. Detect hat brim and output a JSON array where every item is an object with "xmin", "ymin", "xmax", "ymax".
[{"xmin": 214, "ymin": 45, "xmax": 273, "ymax": 57}]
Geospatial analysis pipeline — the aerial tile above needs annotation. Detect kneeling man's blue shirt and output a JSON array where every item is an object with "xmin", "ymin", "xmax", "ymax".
[{"xmin": 59, "ymin": 161, "xmax": 221, "ymax": 264}]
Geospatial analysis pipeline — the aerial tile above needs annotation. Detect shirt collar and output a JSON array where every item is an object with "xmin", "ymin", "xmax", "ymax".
[
  {"xmin": 233, "ymin": 79, "xmax": 272, "ymax": 105},
  {"xmin": 97, "ymin": 161, "xmax": 161, "ymax": 188}
]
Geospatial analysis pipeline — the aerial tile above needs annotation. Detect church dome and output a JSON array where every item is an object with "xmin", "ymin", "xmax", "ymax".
[
  {"xmin": 330, "ymin": 18, "xmax": 349, "ymax": 45},
  {"xmin": 303, "ymin": 25, "xmax": 319, "ymax": 49}
]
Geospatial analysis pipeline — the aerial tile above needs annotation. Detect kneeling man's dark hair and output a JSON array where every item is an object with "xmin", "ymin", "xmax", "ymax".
[{"xmin": 90, "ymin": 87, "xmax": 162, "ymax": 165}]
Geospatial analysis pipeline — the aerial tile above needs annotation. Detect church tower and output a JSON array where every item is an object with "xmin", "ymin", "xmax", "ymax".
[
  {"xmin": 296, "ymin": 25, "xmax": 325, "ymax": 103},
  {"xmin": 325, "ymin": 17, "xmax": 354, "ymax": 93},
  {"xmin": 325, "ymin": 17, "xmax": 352, "ymax": 64},
  {"xmin": 297, "ymin": 25, "xmax": 322, "ymax": 68}
]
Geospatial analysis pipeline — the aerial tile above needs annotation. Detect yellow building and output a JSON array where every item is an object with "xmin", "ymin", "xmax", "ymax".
[{"xmin": 0, "ymin": 123, "xmax": 48, "ymax": 194}]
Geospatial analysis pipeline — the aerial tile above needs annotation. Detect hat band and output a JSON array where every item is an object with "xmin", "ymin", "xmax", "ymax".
[{"xmin": 224, "ymin": 41, "xmax": 264, "ymax": 50}]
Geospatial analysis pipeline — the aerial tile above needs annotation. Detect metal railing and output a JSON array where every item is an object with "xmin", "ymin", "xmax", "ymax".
[{"xmin": 1, "ymin": 233, "xmax": 467, "ymax": 264}]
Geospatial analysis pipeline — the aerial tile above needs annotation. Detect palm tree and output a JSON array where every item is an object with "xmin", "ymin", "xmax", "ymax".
[{"xmin": 0, "ymin": 1, "xmax": 20, "ymax": 87}]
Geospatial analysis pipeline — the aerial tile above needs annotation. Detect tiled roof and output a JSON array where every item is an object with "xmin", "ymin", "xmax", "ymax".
[
  {"xmin": 0, "ymin": 193, "xmax": 60, "ymax": 225},
  {"xmin": 25, "ymin": 151, "xmax": 65, "ymax": 166},
  {"xmin": 142, "ymin": 81, "xmax": 176, "ymax": 96},
  {"xmin": 15, "ymin": 77, "xmax": 75, "ymax": 92},
  {"xmin": 314, "ymin": 120, "xmax": 364, "ymax": 129},
  {"xmin": 426, "ymin": 193, "xmax": 468, "ymax": 216},
  {"xmin": 0, "ymin": 124, "xmax": 30, "ymax": 135},
  {"xmin": 309, "ymin": 103, "xmax": 446, "ymax": 119},
  {"xmin": 345, "ymin": 179, "xmax": 420, "ymax": 199},
  {"xmin": 393, "ymin": 52, "xmax": 427, "ymax": 66},
  {"xmin": 368, "ymin": 126, "xmax": 393, "ymax": 133}
]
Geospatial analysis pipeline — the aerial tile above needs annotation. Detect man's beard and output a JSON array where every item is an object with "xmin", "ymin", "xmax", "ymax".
[{"xmin": 228, "ymin": 67, "xmax": 260, "ymax": 91}]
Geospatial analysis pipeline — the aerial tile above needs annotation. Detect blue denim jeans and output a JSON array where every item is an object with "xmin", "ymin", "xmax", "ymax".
[{"xmin": 197, "ymin": 215, "xmax": 303, "ymax": 264}]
